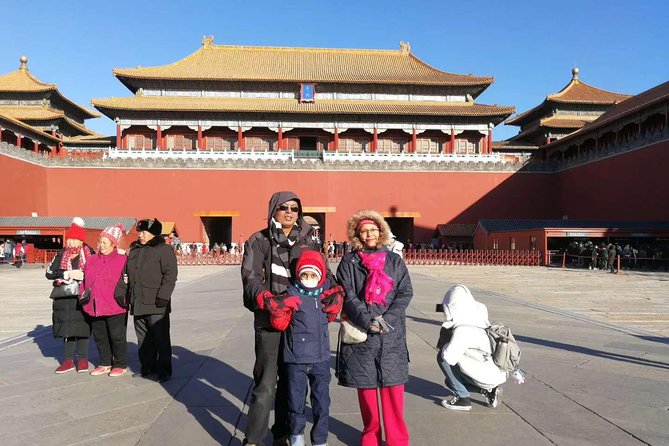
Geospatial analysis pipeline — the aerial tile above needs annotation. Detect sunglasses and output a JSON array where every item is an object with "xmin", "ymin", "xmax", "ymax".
[{"xmin": 277, "ymin": 204, "xmax": 299, "ymax": 213}]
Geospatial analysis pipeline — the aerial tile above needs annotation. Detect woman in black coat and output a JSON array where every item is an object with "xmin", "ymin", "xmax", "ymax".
[
  {"xmin": 46, "ymin": 219, "xmax": 93, "ymax": 374},
  {"xmin": 336, "ymin": 210, "xmax": 413, "ymax": 446}
]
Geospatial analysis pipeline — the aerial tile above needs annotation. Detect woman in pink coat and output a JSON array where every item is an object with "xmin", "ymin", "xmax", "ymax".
[{"xmin": 81, "ymin": 225, "xmax": 128, "ymax": 377}]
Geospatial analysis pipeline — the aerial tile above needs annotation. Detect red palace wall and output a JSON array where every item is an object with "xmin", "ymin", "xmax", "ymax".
[
  {"xmin": 3, "ymin": 141, "xmax": 666, "ymax": 245},
  {"xmin": 554, "ymin": 140, "xmax": 669, "ymax": 221},
  {"xmin": 0, "ymin": 155, "xmax": 555, "ymax": 244}
]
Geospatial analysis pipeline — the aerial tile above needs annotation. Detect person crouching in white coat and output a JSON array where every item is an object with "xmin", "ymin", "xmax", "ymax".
[{"xmin": 437, "ymin": 284, "xmax": 506, "ymax": 411}]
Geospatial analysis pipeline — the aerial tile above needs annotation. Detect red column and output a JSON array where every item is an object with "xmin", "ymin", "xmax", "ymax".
[
  {"xmin": 278, "ymin": 127, "xmax": 283, "ymax": 150},
  {"xmin": 0, "ymin": 126, "xmax": 3, "ymax": 142},
  {"xmin": 411, "ymin": 129, "xmax": 417, "ymax": 153},
  {"xmin": 450, "ymin": 129, "xmax": 455, "ymax": 154},
  {"xmin": 488, "ymin": 129, "xmax": 493, "ymax": 154},
  {"xmin": 156, "ymin": 125, "xmax": 162, "ymax": 149},
  {"xmin": 237, "ymin": 126, "xmax": 244, "ymax": 150},
  {"xmin": 545, "ymin": 136, "xmax": 551, "ymax": 145},
  {"xmin": 481, "ymin": 134, "xmax": 487, "ymax": 154},
  {"xmin": 197, "ymin": 125, "xmax": 203, "ymax": 150},
  {"xmin": 372, "ymin": 128, "xmax": 378, "ymax": 152},
  {"xmin": 333, "ymin": 128, "xmax": 339, "ymax": 151},
  {"xmin": 16, "ymin": 134, "xmax": 22, "ymax": 149},
  {"xmin": 33, "ymin": 140, "xmax": 38, "ymax": 152},
  {"xmin": 116, "ymin": 123, "xmax": 122, "ymax": 149}
]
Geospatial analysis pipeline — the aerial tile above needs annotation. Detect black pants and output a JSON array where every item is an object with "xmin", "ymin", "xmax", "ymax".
[
  {"xmin": 63, "ymin": 337, "xmax": 89, "ymax": 360},
  {"xmin": 245, "ymin": 328, "xmax": 289, "ymax": 443},
  {"xmin": 91, "ymin": 313, "xmax": 128, "ymax": 368},
  {"xmin": 134, "ymin": 313, "xmax": 172, "ymax": 377}
]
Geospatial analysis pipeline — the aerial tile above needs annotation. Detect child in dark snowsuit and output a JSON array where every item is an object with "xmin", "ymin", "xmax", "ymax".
[{"xmin": 257, "ymin": 250, "xmax": 343, "ymax": 446}]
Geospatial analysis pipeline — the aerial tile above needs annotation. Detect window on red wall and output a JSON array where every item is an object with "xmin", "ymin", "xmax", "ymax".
[
  {"xmin": 339, "ymin": 138, "xmax": 368, "ymax": 152},
  {"xmin": 246, "ymin": 136, "xmax": 272, "ymax": 151},
  {"xmin": 377, "ymin": 137, "xmax": 406, "ymax": 153},
  {"xmin": 530, "ymin": 236, "xmax": 537, "ymax": 250},
  {"xmin": 493, "ymin": 238, "xmax": 499, "ymax": 250},
  {"xmin": 510, "ymin": 237, "xmax": 516, "ymax": 250},
  {"xmin": 128, "ymin": 134, "xmax": 154, "ymax": 150},
  {"xmin": 205, "ymin": 136, "xmax": 235, "ymax": 151},
  {"xmin": 416, "ymin": 137, "xmax": 441, "ymax": 154},
  {"xmin": 166, "ymin": 134, "xmax": 196, "ymax": 150}
]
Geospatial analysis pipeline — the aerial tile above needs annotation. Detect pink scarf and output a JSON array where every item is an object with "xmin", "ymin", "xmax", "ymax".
[{"xmin": 358, "ymin": 251, "xmax": 394, "ymax": 306}]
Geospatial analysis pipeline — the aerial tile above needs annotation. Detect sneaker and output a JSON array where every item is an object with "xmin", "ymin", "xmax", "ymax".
[
  {"xmin": 76, "ymin": 359, "xmax": 89, "ymax": 373},
  {"xmin": 90, "ymin": 365, "xmax": 112, "ymax": 376},
  {"xmin": 108, "ymin": 367, "xmax": 127, "ymax": 377},
  {"xmin": 483, "ymin": 386, "xmax": 503, "ymax": 408},
  {"xmin": 55, "ymin": 359, "xmax": 75, "ymax": 374},
  {"xmin": 440, "ymin": 396, "xmax": 472, "ymax": 411}
]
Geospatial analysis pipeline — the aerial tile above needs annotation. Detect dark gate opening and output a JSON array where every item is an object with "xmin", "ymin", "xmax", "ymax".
[
  {"xmin": 201, "ymin": 217, "xmax": 232, "ymax": 248},
  {"xmin": 385, "ymin": 217, "xmax": 414, "ymax": 246},
  {"xmin": 299, "ymin": 137, "xmax": 318, "ymax": 150}
]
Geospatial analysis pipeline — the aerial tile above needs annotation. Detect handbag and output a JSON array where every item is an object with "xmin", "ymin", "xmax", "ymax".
[
  {"xmin": 339, "ymin": 318, "xmax": 368, "ymax": 344},
  {"xmin": 49, "ymin": 281, "xmax": 80, "ymax": 299},
  {"xmin": 79, "ymin": 288, "xmax": 92, "ymax": 306}
]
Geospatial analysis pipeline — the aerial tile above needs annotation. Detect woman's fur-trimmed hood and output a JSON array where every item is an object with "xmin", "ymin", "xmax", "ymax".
[{"xmin": 346, "ymin": 210, "xmax": 391, "ymax": 251}]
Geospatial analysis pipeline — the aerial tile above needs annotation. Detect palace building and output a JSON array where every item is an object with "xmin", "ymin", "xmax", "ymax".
[
  {"xmin": 0, "ymin": 39, "xmax": 667, "ymax": 253},
  {"xmin": 92, "ymin": 38, "xmax": 513, "ymax": 156},
  {"xmin": 0, "ymin": 57, "xmax": 109, "ymax": 154},
  {"xmin": 506, "ymin": 68, "xmax": 631, "ymax": 146}
]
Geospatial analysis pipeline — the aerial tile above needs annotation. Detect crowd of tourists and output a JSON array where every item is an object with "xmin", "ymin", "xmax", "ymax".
[
  {"xmin": 564, "ymin": 240, "xmax": 669, "ymax": 272},
  {"xmin": 46, "ymin": 217, "xmax": 177, "ymax": 381},
  {"xmin": 40, "ymin": 194, "xmax": 517, "ymax": 446},
  {"xmin": 240, "ymin": 192, "xmax": 513, "ymax": 446}
]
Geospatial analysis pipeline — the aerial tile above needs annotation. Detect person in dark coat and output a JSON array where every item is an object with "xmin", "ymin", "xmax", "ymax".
[
  {"xmin": 126, "ymin": 218, "xmax": 178, "ymax": 382},
  {"xmin": 46, "ymin": 218, "xmax": 93, "ymax": 374},
  {"xmin": 241, "ymin": 191, "xmax": 325, "ymax": 446},
  {"xmin": 336, "ymin": 210, "xmax": 413, "ymax": 446},
  {"xmin": 608, "ymin": 243, "xmax": 618, "ymax": 273}
]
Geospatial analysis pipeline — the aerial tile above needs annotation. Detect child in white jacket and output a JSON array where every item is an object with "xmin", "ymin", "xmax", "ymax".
[{"xmin": 437, "ymin": 285, "xmax": 507, "ymax": 411}]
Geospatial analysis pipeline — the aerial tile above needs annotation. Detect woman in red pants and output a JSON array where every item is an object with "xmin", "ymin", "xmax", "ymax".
[{"xmin": 336, "ymin": 210, "xmax": 413, "ymax": 446}]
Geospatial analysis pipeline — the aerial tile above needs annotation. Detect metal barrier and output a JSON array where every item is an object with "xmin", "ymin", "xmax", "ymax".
[
  {"xmin": 31, "ymin": 249, "xmax": 59, "ymax": 266},
  {"xmin": 176, "ymin": 252, "xmax": 243, "ymax": 265},
  {"xmin": 402, "ymin": 249, "xmax": 543, "ymax": 266}
]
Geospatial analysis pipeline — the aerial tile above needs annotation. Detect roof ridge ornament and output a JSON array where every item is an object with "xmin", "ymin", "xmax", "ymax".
[
  {"xmin": 572, "ymin": 67, "xmax": 579, "ymax": 81},
  {"xmin": 202, "ymin": 35, "xmax": 214, "ymax": 48},
  {"xmin": 399, "ymin": 41, "xmax": 411, "ymax": 54},
  {"xmin": 19, "ymin": 55, "xmax": 28, "ymax": 71}
]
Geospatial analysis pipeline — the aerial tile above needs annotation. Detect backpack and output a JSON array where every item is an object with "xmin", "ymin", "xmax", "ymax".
[{"xmin": 485, "ymin": 323, "xmax": 521, "ymax": 372}]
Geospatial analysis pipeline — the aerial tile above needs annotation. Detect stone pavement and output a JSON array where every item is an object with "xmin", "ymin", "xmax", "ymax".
[{"xmin": 0, "ymin": 263, "xmax": 667, "ymax": 445}]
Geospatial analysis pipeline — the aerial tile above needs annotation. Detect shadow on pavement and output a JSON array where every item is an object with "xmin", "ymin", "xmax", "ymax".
[{"xmin": 516, "ymin": 335, "xmax": 669, "ymax": 369}]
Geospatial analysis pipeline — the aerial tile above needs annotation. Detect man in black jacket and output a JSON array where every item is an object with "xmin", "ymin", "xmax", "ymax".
[
  {"xmin": 127, "ymin": 218, "xmax": 178, "ymax": 382},
  {"xmin": 241, "ymin": 191, "xmax": 324, "ymax": 446}
]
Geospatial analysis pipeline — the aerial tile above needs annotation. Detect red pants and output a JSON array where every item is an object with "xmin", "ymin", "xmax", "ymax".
[{"xmin": 357, "ymin": 385, "xmax": 409, "ymax": 446}]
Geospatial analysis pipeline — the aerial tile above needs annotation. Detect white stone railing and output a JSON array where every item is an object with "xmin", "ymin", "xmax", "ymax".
[
  {"xmin": 105, "ymin": 148, "xmax": 294, "ymax": 162},
  {"xmin": 322, "ymin": 151, "xmax": 505, "ymax": 163}
]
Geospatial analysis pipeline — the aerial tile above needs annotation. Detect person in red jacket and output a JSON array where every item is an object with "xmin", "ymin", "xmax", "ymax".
[{"xmin": 81, "ymin": 225, "xmax": 129, "ymax": 377}]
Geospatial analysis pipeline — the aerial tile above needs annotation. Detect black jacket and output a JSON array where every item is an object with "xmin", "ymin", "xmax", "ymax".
[
  {"xmin": 46, "ymin": 249, "xmax": 91, "ymax": 338},
  {"xmin": 126, "ymin": 236, "xmax": 178, "ymax": 316},
  {"xmin": 336, "ymin": 248, "xmax": 413, "ymax": 388},
  {"xmin": 241, "ymin": 191, "xmax": 325, "ymax": 329}
]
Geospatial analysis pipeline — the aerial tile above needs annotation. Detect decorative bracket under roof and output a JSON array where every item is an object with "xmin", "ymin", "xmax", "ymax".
[
  {"xmin": 202, "ymin": 35, "xmax": 214, "ymax": 48},
  {"xmin": 399, "ymin": 41, "xmax": 411, "ymax": 54}
]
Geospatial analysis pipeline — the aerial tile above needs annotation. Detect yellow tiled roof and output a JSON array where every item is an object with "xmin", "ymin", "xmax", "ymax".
[
  {"xmin": 92, "ymin": 96, "xmax": 515, "ymax": 118},
  {"xmin": 0, "ymin": 106, "xmax": 96, "ymax": 136},
  {"xmin": 0, "ymin": 106, "xmax": 64, "ymax": 120},
  {"xmin": 506, "ymin": 68, "xmax": 630, "ymax": 126},
  {"xmin": 539, "ymin": 115, "xmax": 597, "ymax": 129},
  {"xmin": 0, "ymin": 112, "xmax": 60, "ymax": 143},
  {"xmin": 113, "ymin": 42, "xmax": 494, "ymax": 87},
  {"xmin": 548, "ymin": 75, "xmax": 631, "ymax": 104},
  {"xmin": 0, "ymin": 57, "xmax": 100, "ymax": 118}
]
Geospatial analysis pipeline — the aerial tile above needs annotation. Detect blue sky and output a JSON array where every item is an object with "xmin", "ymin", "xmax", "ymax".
[{"xmin": 1, "ymin": 0, "xmax": 667, "ymax": 140}]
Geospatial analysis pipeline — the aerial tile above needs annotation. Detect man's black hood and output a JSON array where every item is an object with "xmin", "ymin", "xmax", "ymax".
[{"xmin": 267, "ymin": 191, "xmax": 303, "ymax": 228}]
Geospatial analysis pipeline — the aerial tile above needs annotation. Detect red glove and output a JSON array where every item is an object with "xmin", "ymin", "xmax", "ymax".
[
  {"xmin": 255, "ymin": 290, "xmax": 274, "ymax": 311},
  {"xmin": 268, "ymin": 295, "xmax": 302, "ymax": 331},
  {"xmin": 321, "ymin": 286, "xmax": 344, "ymax": 323}
]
